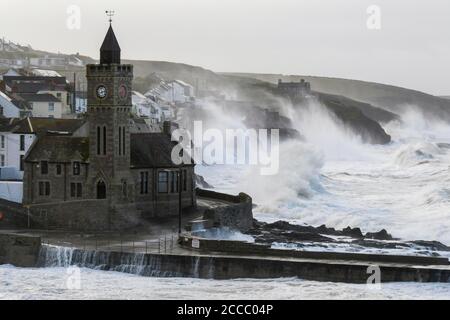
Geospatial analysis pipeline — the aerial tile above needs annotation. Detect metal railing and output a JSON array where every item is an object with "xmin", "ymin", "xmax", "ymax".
[{"xmin": 42, "ymin": 233, "xmax": 178, "ymax": 254}]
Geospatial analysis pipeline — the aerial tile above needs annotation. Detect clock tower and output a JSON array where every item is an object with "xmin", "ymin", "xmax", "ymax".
[{"xmin": 86, "ymin": 23, "xmax": 134, "ymax": 201}]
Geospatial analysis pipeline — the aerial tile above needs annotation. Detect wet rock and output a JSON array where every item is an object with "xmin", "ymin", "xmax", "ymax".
[
  {"xmin": 195, "ymin": 174, "xmax": 213, "ymax": 189},
  {"xmin": 253, "ymin": 231, "xmax": 333, "ymax": 244},
  {"xmin": 316, "ymin": 224, "xmax": 341, "ymax": 236},
  {"xmin": 275, "ymin": 231, "xmax": 333, "ymax": 243},
  {"xmin": 365, "ymin": 229, "xmax": 393, "ymax": 241},
  {"xmin": 342, "ymin": 227, "xmax": 364, "ymax": 238},
  {"xmin": 410, "ymin": 240, "xmax": 450, "ymax": 252},
  {"xmin": 263, "ymin": 221, "xmax": 316, "ymax": 233},
  {"xmin": 351, "ymin": 239, "xmax": 401, "ymax": 249}
]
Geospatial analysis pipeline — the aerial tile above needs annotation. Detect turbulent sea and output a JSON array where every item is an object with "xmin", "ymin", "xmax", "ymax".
[
  {"xmin": 2, "ymin": 266, "xmax": 450, "ymax": 300},
  {"xmin": 198, "ymin": 107, "xmax": 450, "ymax": 245},
  {"xmin": 2, "ymin": 105, "xmax": 450, "ymax": 299}
]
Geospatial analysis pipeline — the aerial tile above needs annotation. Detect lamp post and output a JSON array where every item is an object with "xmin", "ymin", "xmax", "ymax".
[{"xmin": 178, "ymin": 168, "xmax": 182, "ymax": 235}]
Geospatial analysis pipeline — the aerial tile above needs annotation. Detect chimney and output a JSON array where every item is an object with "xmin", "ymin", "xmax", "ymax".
[{"xmin": 163, "ymin": 121, "xmax": 172, "ymax": 136}]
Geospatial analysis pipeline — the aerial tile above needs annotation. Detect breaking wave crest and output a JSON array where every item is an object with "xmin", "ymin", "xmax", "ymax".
[{"xmin": 199, "ymin": 105, "xmax": 450, "ymax": 244}]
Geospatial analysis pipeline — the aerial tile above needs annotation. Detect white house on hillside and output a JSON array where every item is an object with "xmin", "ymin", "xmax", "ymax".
[
  {"xmin": 0, "ymin": 91, "xmax": 22, "ymax": 118},
  {"xmin": 0, "ymin": 117, "xmax": 86, "ymax": 174},
  {"xmin": 165, "ymin": 80, "xmax": 195, "ymax": 103},
  {"xmin": 18, "ymin": 93, "xmax": 63, "ymax": 118},
  {"xmin": 132, "ymin": 91, "xmax": 173, "ymax": 124}
]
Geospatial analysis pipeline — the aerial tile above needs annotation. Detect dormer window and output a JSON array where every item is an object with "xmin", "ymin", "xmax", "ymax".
[{"xmin": 73, "ymin": 162, "xmax": 81, "ymax": 175}]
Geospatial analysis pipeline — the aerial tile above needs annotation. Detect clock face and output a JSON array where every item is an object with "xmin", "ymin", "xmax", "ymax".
[
  {"xmin": 96, "ymin": 85, "xmax": 107, "ymax": 99},
  {"xmin": 118, "ymin": 84, "xmax": 128, "ymax": 100}
]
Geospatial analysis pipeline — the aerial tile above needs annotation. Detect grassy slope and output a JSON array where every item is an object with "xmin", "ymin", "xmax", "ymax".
[{"xmin": 224, "ymin": 73, "xmax": 450, "ymax": 120}]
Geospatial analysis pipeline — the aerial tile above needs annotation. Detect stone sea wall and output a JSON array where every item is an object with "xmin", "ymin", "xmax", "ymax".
[
  {"xmin": 0, "ymin": 234, "xmax": 41, "ymax": 267},
  {"xmin": 196, "ymin": 189, "xmax": 253, "ymax": 231},
  {"xmin": 37, "ymin": 245, "xmax": 450, "ymax": 283}
]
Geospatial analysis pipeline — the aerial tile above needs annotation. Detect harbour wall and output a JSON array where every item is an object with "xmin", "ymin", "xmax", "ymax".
[
  {"xmin": 196, "ymin": 189, "xmax": 253, "ymax": 231},
  {"xmin": 180, "ymin": 236, "xmax": 450, "ymax": 266},
  {"xmin": 37, "ymin": 245, "xmax": 450, "ymax": 284},
  {"xmin": 2, "ymin": 233, "xmax": 450, "ymax": 284},
  {"xmin": 0, "ymin": 234, "xmax": 41, "ymax": 267}
]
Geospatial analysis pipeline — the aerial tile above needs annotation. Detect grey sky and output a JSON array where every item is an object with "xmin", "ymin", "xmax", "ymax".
[{"xmin": 2, "ymin": 0, "xmax": 450, "ymax": 95}]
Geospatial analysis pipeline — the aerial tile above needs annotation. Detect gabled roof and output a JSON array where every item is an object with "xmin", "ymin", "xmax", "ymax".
[
  {"xmin": 3, "ymin": 76, "xmax": 67, "ymax": 86},
  {"xmin": 130, "ymin": 133, "xmax": 194, "ymax": 168},
  {"xmin": 11, "ymin": 82, "xmax": 50, "ymax": 93},
  {"xmin": 130, "ymin": 133, "xmax": 193, "ymax": 168},
  {"xmin": 170, "ymin": 79, "xmax": 193, "ymax": 88},
  {"xmin": 11, "ymin": 117, "xmax": 85, "ymax": 135},
  {"xmin": 24, "ymin": 135, "xmax": 89, "ymax": 163},
  {"xmin": 23, "ymin": 127, "xmax": 194, "ymax": 168},
  {"xmin": 100, "ymin": 25, "xmax": 121, "ymax": 64},
  {"xmin": 18, "ymin": 93, "xmax": 61, "ymax": 103}
]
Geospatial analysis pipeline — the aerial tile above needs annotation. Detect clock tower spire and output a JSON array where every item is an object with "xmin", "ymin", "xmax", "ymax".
[
  {"xmin": 86, "ymin": 17, "xmax": 133, "ymax": 202},
  {"xmin": 100, "ymin": 13, "xmax": 121, "ymax": 65}
]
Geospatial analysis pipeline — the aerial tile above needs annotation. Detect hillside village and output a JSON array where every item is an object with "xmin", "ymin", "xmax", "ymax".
[
  {"xmin": 0, "ymin": 37, "xmax": 203, "ymax": 205},
  {"xmin": 2, "ymin": 30, "xmax": 446, "ymax": 209}
]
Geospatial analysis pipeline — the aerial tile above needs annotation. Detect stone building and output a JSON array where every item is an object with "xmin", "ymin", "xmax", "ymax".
[
  {"xmin": 277, "ymin": 79, "xmax": 311, "ymax": 99},
  {"xmin": 21, "ymin": 24, "xmax": 196, "ymax": 231}
]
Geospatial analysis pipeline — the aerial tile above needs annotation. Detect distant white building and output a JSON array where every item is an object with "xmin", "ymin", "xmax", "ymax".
[
  {"xmin": 18, "ymin": 94, "xmax": 63, "ymax": 118},
  {"xmin": 144, "ymin": 78, "xmax": 195, "ymax": 104},
  {"xmin": 0, "ymin": 91, "xmax": 21, "ymax": 118},
  {"xmin": 0, "ymin": 58, "xmax": 28, "ymax": 68},
  {"xmin": 3, "ymin": 75, "xmax": 72, "ymax": 118},
  {"xmin": 29, "ymin": 55, "xmax": 66, "ymax": 68},
  {"xmin": 29, "ymin": 69, "xmax": 62, "ymax": 77},
  {"xmin": 0, "ymin": 117, "xmax": 85, "ymax": 174},
  {"xmin": 164, "ymin": 80, "xmax": 195, "ymax": 103},
  {"xmin": 0, "ymin": 68, "xmax": 22, "ymax": 80},
  {"xmin": 132, "ymin": 91, "xmax": 151, "ymax": 117},
  {"xmin": 133, "ymin": 91, "xmax": 173, "ymax": 124},
  {"xmin": 75, "ymin": 91, "xmax": 87, "ymax": 113},
  {"xmin": 0, "ymin": 118, "xmax": 34, "ymax": 174}
]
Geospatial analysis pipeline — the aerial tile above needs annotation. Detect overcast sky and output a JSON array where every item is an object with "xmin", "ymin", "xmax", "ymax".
[{"xmin": 2, "ymin": 0, "xmax": 450, "ymax": 95}]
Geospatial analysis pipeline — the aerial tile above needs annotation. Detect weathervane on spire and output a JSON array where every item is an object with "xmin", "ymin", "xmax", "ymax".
[{"xmin": 105, "ymin": 10, "xmax": 115, "ymax": 24}]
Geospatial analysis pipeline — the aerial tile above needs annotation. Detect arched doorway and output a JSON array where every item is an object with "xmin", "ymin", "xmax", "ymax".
[{"xmin": 97, "ymin": 180, "xmax": 106, "ymax": 199}]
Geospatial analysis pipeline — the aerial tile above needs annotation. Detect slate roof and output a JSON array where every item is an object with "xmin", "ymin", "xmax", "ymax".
[
  {"xmin": 18, "ymin": 93, "xmax": 61, "ymax": 103},
  {"xmin": 24, "ymin": 130, "xmax": 194, "ymax": 168},
  {"xmin": 25, "ymin": 135, "xmax": 89, "ymax": 163},
  {"xmin": 0, "ymin": 118, "xmax": 21, "ymax": 132},
  {"xmin": 130, "ymin": 133, "xmax": 194, "ymax": 168},
  {"xmin": 10, "ymin": 117, "xmax": 85, "ymax": 135},
  {"xmin": 10, "ymin": 82, "xmax": 49, "ymax": 93},
  {"xmin": 3, "ymin": 76, "xmax": 67, "ymax": 86},
  {"xmin": 100, "ymin": 25, "xmax": 121, "ymax": 64}
]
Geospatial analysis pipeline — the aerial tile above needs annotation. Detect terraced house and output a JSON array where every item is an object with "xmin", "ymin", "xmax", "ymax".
[{"xmin": 21, "ymin": 24, "xmax": 196, "ymax": 230}]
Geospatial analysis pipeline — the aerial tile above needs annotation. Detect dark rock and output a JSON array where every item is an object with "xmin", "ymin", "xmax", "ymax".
[
  {"xmin": 316, "ymin": 224, "xmax": 341, "ymax": 236},
  {"xmin": 195, "ymin": 174, "xmax": 213, "ymax": 189},
  {"xmin": 365, "ymin": 229, "xmax": 393, "ymax": 240},
  {"xmin": 410, "ymin": 240, "xmax": 450, "ymax": 252},
  {"xmin": 275, "ymin": 230, "xmax": 333, "ymax": 243},
  {"xmin": 315, "ymin": 92, "xmax": 392, "ymax": 145},
  {"xmin": 351, "ymin": 239, "xmax": 401, "ymax": 249},
  {"xmin": 263, "ymin": 220, "xmax": 316, "ymax": 233},
  {"xmin": 342, "ymin": 227, "xmax": 364, "ymax": 238},
  {"xmin": 252, "ymin": 219, "xmax": 266, "ymax": 229}
]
